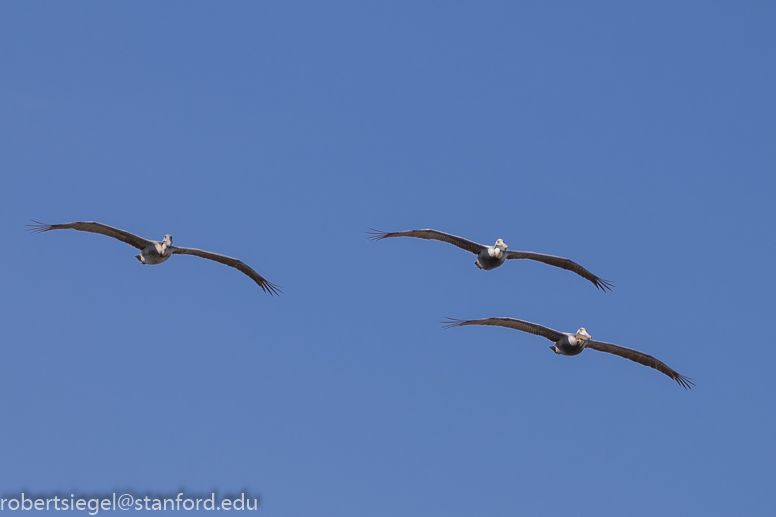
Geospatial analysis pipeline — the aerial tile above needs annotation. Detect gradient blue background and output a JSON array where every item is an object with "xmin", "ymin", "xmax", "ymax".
[{"xmin": 2, "ymin": 2, "xmax": 774, "ymax": 515}]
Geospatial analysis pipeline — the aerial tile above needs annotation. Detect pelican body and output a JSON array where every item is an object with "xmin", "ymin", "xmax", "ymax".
[
  {"xmin": 549, "ymin": 328, "xmax": 592, "ymax": 356},
  {"xmin": 136, "ymin": 234, "xmax": 174, "ymax": 265},
  {"xmin": 475, "ymin": 239, "xmax": 509, "ymax": 270}
]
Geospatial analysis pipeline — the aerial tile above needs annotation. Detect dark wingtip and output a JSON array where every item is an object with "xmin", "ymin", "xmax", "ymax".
[
  {"xmin": 262, "ymin": 281, "xmax": 283, "ymax": 296},
  {"xmin": 675, "ymin": 374, "xmax": 695, "ymax": 390},
  {"xmin": 26, "ymin": 220, "xmax": 52, "ymax": 234},
  {"xmin": 595, "ymin": 278, "xmax": 615, "ymax": 292},
  {"xmin": 440, "ymin": 317, "xmax": 465, "ymax": 330},
  {"xmin": 366, "ymin": 228, "xmax": 390, "ymax": 241}
]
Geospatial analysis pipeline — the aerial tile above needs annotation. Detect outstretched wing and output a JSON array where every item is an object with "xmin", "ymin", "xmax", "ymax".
[
  {"xmin": 505, "ymin": 250, "xmax": 614, "ymax": 291},
  {"xmin": 171, "ymin": 246, "xmax": 281, "ymax": 296},
  {"xmin": 585, "ymin": 340, "xmax": 694, "ymax": 389},
  {"xmin": 28, "ymin": 220, "xmax": 151, "ymax": 250},
  {"xmin": 442, "ymin": 317, "xmax": 565, "ymax": 342},
  {"xmin": 368, "ymin": 228, "xmax": 485, "ymax": 255}
]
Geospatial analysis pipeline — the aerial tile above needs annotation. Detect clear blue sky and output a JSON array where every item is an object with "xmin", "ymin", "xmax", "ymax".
[{"xmin": 1, "ymin": 2, "xmax": 774, "ymax": 515}]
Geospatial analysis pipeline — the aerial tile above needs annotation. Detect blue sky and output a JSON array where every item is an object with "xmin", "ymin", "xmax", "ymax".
[{"xmin": 1, "ymin": 2, "xmax": 775, "ymax": 515}]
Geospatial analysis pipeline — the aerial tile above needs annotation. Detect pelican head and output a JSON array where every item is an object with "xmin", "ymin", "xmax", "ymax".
[
  {"xmin": 575, "ymin": 327, "xmax": 592, "ymax": 342},
  {"xmin": 494, "ymin": 239, "xmax": 509, "ymax": 251},
  {"xmin": 163, "ymin": 234, "xmax": 173, "ymax": 246}
]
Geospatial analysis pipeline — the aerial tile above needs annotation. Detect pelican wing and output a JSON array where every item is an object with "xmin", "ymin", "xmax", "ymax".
[
  {"xmin": 505, "ymin": 251, "xmax": 614, "ymax": 291},
  {"xmin": 171, "ymin": 246, "xmax": 281, "ymax": 295},
  {"xmin": 28, "ymin": 220, "xmax": 151, "ymax": 250},
  {"xmin": 442, "ymin": 317, "xmax": 565, "ymax": 342},
  {"xmin": 368, "ymin": 228, "xmax": 485, "ymax": 255},
  {"xmin": 585, "ymin": 340, "xmax": 694, "ymax": 389}
]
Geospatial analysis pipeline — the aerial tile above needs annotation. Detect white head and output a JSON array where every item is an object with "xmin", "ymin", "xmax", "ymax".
[
  {"xmin": 163, "ymin": 234, "xmax": 173, "ymax": 246},
  {"xmin": 575, "ymin": 327, "xmax": 592, "ymax": 342},
  {"xmin": 494, "ymin": 239, "xmax": 509, "ymax": 251}
]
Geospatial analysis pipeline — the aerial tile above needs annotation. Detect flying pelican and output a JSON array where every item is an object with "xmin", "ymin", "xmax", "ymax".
[
  {"xmin": 28, "ymin": 220, "xmax": 281, "ymax": 295},
  {"xmin": 368, "ymin": 228, "xmax": 613, "ymax": 291},
  {"xmin": 442, "ymin": 317, "xmax": 693, "ymax": 388}
]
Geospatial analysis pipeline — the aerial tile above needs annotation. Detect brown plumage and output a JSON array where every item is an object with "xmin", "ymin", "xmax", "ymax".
[
  {"xmin": 28, "ymin": 220, "xmax": 280, "ymax": 295},
  {"xmin": 443, "ymin": 317, "xmax": 693, "ymax": 389},
  {"xmin": 369, "ymin": 228, "xmax": 613, "ymax": 291}
]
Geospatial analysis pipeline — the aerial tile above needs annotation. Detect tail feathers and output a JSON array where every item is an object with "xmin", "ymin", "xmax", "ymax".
[{"xmin": 135, "ymin": 255, "xmax": 143, "ymax": 263}]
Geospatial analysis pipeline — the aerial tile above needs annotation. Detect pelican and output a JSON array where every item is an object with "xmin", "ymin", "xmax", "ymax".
[
  {"xmin": 442, "ymin": 317, "xmax": 693, "ymax": 388},
  {"xmin": 28, "ymin": 220, "xmax": 281, "ymax": 295},
  {"xmin": 368, "ymin": 228, "xmax": 613, "ymax": 291}
]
